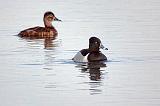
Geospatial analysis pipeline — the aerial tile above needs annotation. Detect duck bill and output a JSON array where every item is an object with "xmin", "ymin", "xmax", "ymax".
[
  {"xmin": 100, "ymin": 44, "xmax": 108, "ymax": 50},
  {"xmin": 54, "ymin": 17, "xmax": 62, "ymax": 21}
]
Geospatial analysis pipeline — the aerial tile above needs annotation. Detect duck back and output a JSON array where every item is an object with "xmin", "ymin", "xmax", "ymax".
[{"xmin": 18, "ymin": 26, "xmax": 57, "ymax": 38}]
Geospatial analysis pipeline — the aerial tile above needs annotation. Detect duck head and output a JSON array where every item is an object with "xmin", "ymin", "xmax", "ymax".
[
  {"xmin": 43, "ymin": 11, "xmax": 61, "ymax": 27},
  {"xmin": 89, "ymin": 37, "xmax": 108, "ymax": 53}
]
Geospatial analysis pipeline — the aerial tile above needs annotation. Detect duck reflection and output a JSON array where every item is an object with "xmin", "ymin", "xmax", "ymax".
[
  {"xmin": 44, "ymin": 37, "xmax": 56, "ymax": 49},
  {"xmin": 76, "ymin": 61, "xmax": 107, "ymax": 95},
  {"xmin": 21, "ymin": 37, "xmax": 58, "ymax": 49},
  {"xmin": 78, "ymin": 61, "xmax": 107, "ymax": 81}
]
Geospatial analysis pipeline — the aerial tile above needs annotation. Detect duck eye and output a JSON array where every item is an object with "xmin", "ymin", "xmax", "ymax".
[{"xmin": 48, "ymin": 16, "xmax": 53, "ymax": 20}]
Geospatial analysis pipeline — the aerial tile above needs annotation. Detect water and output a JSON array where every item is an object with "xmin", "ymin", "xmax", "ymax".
[{"xmin": 0, "ymin": 0, "xmax": 160, "ymax": 106}]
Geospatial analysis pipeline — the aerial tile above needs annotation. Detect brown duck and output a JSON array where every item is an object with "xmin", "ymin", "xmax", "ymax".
[{"xmin": 18, "ymin": 11, "xmax": 61, "ymax": 38}]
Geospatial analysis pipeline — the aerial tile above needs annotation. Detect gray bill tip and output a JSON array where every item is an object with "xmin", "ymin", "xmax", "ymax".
[
  {"xmin": 100, "ymin": 44, "xmax": 108, "ymax": 50},
  {"xmin": 54, "ymin": 17, "xmax": 62, "ymax": 21}
]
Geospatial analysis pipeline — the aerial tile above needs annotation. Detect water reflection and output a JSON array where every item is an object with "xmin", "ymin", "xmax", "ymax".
[
  {"xmin": 44, "ymin": 38, "xmax": 56, "ymax": 49},
  {"xmin": 19, "ymin": 37, "xmax": 58, "ymax": 49},
  {"xmin": 77, "ymin": 61, "xmax": 107, "ymax": 81},
  {"xmin": 19, "ymin": 37, "xmax": 60, "ymax": 69},
  {"xmin": 76, "ymin": 61, "xmax": 107, "ymax": 95}
]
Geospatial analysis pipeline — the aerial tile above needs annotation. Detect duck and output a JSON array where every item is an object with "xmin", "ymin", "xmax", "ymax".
[
  {"xmin": 18, "ymin": 11, "xmax": 61, "ymax": 38},
  {"xmin": 72, "ymin": 37, "xmax": 108, "ymax": 62}
]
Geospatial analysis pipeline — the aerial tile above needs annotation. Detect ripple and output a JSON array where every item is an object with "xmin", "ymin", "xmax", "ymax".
[{"xmin": 20, "ymin": 63, "xmax": 43, "ymax": 66}]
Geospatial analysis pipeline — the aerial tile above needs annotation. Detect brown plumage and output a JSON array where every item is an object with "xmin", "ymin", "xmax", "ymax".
[{"xmin": 18, "ymin": 11, "xmax": 61, "ymax": 38}]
